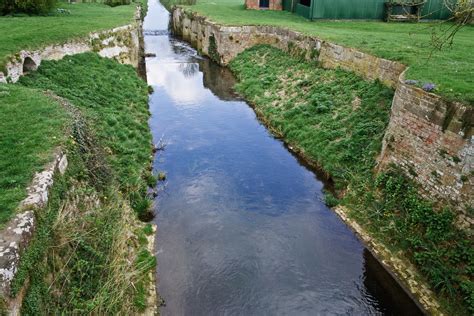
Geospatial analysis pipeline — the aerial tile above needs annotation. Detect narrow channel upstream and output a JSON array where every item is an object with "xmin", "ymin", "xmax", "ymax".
[{"xmin": 144, "ymin": 1, "xmax": 422, "ymax": 315}]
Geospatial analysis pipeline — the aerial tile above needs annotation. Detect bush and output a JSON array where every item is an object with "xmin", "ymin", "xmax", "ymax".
[
  {"xmin": 160, "ymin": 0, "xmax": 196, "ymax": 10},
  {"xmin": 104, "ymin": 0, "xmax": 130, "ymax": 7},
  {"xmin": 0, "ymin": 0, "xmax": 56, "ymax": 15}
]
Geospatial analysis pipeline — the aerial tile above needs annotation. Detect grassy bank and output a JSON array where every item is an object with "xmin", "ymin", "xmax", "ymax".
[
  {"xmin": 6, "ymin": 53, "xmax": 155, "ymax": 313},
  {"xmin": 0, "ymin": 2, "xmax": 137, "ymax": 70},
  {"xmin": 230, "ymin": 45, "xmax": 394, "ymax": 186},
  {"xmin": 20, "ymin": 52, "xmax": 153, "ymax": 218},
  {"xmin": 229, "ymin": 45, "xmax": 473, "ymax": 315},
  {"xmin": 0, "ymin": 85, "xmax": 68, "ymax": 225},
  {"xmin": 169, "ymin": 0, "xmax": 473, "ymax": 105}
]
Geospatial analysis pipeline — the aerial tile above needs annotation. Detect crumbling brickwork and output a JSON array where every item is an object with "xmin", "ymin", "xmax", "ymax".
[{"xmin": 378, "ymin": 76, "xmax": 473, "ymax": 229}]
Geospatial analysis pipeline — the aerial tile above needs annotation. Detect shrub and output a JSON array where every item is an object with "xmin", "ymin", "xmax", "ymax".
[
  {"xmin": 104, "ymin": 0, "xmax": 130, "ymax": 7},
  {"xmin": 0, "ymin": 0, "xmax": 56, "ymax": 15},
  {"xmin": 370, "ymin": 170, "xmax": 474, "ymax": 313}
]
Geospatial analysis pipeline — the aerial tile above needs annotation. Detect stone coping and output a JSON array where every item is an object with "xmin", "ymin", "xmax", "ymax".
[
  {"xmin": 0, "ymin": 151, "xmax": 67, "ymax": 302},
  {"xmin": 334, "ymin": 206, "xmax": 443, "ymax": 315}
]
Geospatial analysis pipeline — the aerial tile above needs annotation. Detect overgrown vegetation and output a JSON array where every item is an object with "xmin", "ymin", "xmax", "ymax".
[
  {"xmin": 105, "ymin": 0, "xmax": 131, "ymax": 8},
  {"xmin": 20, "ymin": 52, "xmax": 153, "ymax": 218},
  {"xmin": 0, "ymin": 2, "xmax": 138, "ymax": 70},
  {"xmin": 9, "ymin": 53, "xmax": 155, "ymax": 313},
  {"xmin": 172, "ymin": 0, "xmax": 474, "ymax": 105},
  {"xmin": 347, "ymin": 170, "xmax": 473, "ymax": 314},
  {"xmin": 0, "ymin": 84, "xmax": 68, "ymax": 225},
  {"xmin": 229, "ymin": 45, "xmax": 473, "ymax": 315},
  {"xmin": 13, "ymin": 118, "xmax": 155, "ymax": 314}
]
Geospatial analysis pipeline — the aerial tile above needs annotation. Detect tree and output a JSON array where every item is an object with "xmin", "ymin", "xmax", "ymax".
[{"xmin": 431, "ymin": 0, "xmax": 473, "ymax": 50}]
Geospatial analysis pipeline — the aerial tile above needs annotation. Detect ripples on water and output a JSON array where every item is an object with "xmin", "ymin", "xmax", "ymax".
[{"xmin": 144, "ymin": 1, "xmax": 423, "ymax": 315}]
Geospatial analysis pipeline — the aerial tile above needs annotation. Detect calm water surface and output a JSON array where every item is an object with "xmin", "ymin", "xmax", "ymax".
[{"xmin": 144, "ymin": 1, "xmax": 422, "ymax": 315}]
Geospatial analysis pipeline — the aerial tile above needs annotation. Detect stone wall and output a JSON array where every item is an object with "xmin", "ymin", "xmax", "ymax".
[
  {"xmin": 0, "ymin": 151, "xmax": 67, "ymax": 313},
  {"xmin": 171, "ymin": 7, "xmax": 405, "ymax": 87},
  {"xmin": 318, "ymin": 42, "xmax": 405, "ymax": 88},
  {"xmin": 0, "ymin": 7, "xmax": 143, "ymax": 84},
  {"xmin": 378, "ymin": 73, "xmax": 473, "ymax": 229},
  {"xmin": 245, "ymin": 0, "xmax": 282, "ymax": 10}
]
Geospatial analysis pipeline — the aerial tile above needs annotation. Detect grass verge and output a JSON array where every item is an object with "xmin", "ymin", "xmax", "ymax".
[
  {"xmin": 170, "ymin": 0, "xmax": 473, "ymax": 105},
  {"xmin": 0, "ymin": 84, "xmax": 68, "ymax": 225},
  {"xmin": 229, "ymin": 45, "xmax": 473, "ymax": 315}
]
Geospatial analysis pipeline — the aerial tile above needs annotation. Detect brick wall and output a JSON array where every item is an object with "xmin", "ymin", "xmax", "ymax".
[
  {"xmin": 245, "ymin": 0, "xmax": 282, "ymax": 10},
  {"xmin": 378, "ymin": 74, "xmax": 473, "ymax": 229}
]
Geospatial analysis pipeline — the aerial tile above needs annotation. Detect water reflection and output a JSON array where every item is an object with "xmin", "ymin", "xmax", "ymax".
[
  {"xmin": 199, "ymin": 60, "xmax": 241, "ymax": 101},
  {"xmin": 144, "ymin": 0, "xmax": 422, "ymax": 315},
  {"xmin": 178, "ymin": 62, "xmax": 199, "ymax": 78}
]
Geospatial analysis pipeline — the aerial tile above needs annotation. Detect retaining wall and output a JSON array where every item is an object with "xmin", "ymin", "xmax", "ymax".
[
  {"xmin": 171, "ymin": 7, "xmax": 405, "ymax": 88},
  {"xmin": 0, "ymin": 8, "xmax": 143, "ymax": 84},
  {"xmin": 378, "ymin": 73, "xmax": 473, "ymax": 229},
  {"xmin": 0, "ymin": 152, "xmax": 67, "ymax": 313}
]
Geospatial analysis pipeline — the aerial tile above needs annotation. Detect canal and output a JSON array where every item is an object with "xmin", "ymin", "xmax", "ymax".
[{"xmin": 144, "ymin": 1, "xmax": 422, "ymax": 314}]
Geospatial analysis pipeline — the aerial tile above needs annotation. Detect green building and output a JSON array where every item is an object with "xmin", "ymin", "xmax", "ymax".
[{"xmin": 282, "ymin": 0, "xmax": 454, "ymax": 20}]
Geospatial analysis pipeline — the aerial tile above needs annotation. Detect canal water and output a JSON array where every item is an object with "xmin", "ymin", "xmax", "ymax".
[{"xmin": 144, "ymin": 1, "xmax": 422, "ymax": 315}]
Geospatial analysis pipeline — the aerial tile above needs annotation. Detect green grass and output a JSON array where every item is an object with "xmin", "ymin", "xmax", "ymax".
[
  {"xmin": 172, "ymin": 0, "xmax": 473, "ymax": 104},
  {"xmin": 0, "ymin": 2, "xmax": 138, "ymax": 70},
  {"xmin": 0, "ymin": 0, "xmax": 147, "ymax": 222},
  {"xmin": 230, "ymin": 44, "xmax": 473, "ymax": 315},
  {"xmin": 0, "ymin": 84, "xmax": 68, "ymax": 224},
  {"xmin": 19, "ymin": 52, "xmax": 152, "ymax": 217}
]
